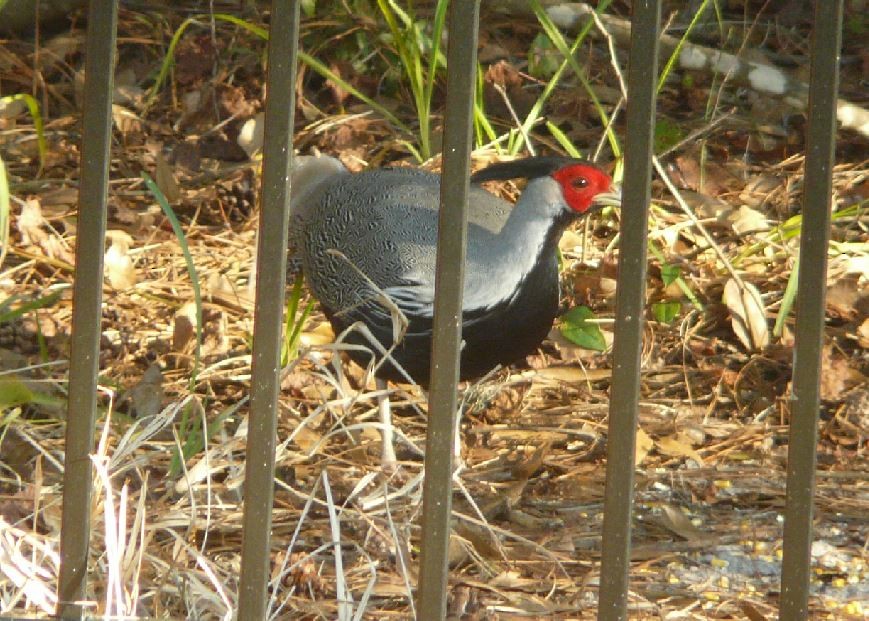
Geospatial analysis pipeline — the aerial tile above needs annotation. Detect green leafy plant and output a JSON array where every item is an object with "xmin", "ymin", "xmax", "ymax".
[
  {"xmin": 143, "ymin": 172, "xmax": 203, "ymax": 389},
  {"xmin": 146, "ymin": 12, "xmax": 417, "ymax": 149},
  {"xmin": 560, "ymin": 305, "xmax": 607, "ymax": 351},
  {"xmin": 374, "ymin": 0, "xmax": 449, "ymax": 160},
  {"xmin": 282, "ymin": 273, "xmax": 315, "ymax": 366},
  {"xmin": 0, "ymin": 291, "xmax": 62, "ymax": 325},
  {"xmin": 525, "ymin": 0, "xmax": 620, "ymax": 160},
  {"xmin": 0, "ymin": 94, "xmax": 47, "ymax": 172},
  {"xmin": 0, "ymin": 154, "xmax": 9, "ymax": 269}
]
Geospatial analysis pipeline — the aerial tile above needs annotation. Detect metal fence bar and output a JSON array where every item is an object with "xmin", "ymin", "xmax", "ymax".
[
  {"xmin": 237, "ymin": 1, "xmax": 301, "ymax": 618},
  {"xmin": 597, "ymin": 2, "xmax": 660, "ymax": 618},
  {"xmin": 416, "ymin": 1, "xmax": 481, "ymax": 618},
  {"xmin": 779, "ymin": 1, "xmax": 843, "ymax": 617},
  {"xmin": 56, "ymin": 1, "xmax": 120, "ymax": 617}
]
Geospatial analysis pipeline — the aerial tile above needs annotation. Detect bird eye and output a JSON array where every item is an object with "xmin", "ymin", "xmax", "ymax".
[{"xmin": 571, "ymin": 177, "xmax": 589, "ymax": 189}]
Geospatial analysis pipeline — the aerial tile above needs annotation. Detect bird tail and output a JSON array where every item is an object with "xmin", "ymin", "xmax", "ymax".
[{"xmin": 290, "ymin": 154, "xmax": 347, "ymax": 212}]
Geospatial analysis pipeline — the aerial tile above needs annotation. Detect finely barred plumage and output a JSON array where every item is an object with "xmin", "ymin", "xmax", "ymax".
[{"xmin": 290, "ymin": 155, "xmax": 619, "ymax": 385}]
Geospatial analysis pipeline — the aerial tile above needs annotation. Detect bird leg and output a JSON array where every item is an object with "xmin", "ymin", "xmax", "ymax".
[
  {"xmin": 333, "ymin": 322, "xmax": 421, "ymax": 469},
  {"xmin": 376, "ymin": 377, "xmax": 397, "ymax": 468}
]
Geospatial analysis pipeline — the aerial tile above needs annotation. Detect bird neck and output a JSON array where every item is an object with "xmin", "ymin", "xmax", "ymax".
[{"xmin": 464, "ymin": 178, "xmax": 570, "ymax": 311}]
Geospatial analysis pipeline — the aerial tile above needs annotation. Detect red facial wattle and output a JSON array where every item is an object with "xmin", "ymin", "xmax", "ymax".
[{"xmin": 551, "ymin": 163, "xmax": 617, "ymax": 213}]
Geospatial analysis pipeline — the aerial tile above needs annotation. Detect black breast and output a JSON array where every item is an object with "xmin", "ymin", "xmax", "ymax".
[{"xmin": 329, "ymin": 251, "xmax": 560, "ymax": 386}]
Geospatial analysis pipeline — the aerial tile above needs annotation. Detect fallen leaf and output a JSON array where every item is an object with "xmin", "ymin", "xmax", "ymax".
[
  {"xmin": 858, "ymin": 318, "xmax": 869, "ymax": 349},
  {"xmin": 173, "ymin": 302, "xmax": 198, "ymax": 353},
  {"xmin": 154, "ymin": 152, "xmax": 181, "ymax": 203},
  {"xmin": 237, "ymin": 112, "xmax": 264, "ymax": 157},
  {"xmin": 655, "ymin": 433, "xmax": 704, "ymax": 465},
  {"xmin": 728, "ymin": 204, "xmax": 770, "ymax": 235},
  {"xmin": 723, "ymin": 278, "xmax": 769, "ymax": 351},
  {"xmin": 117, "ymin": 364, "xmax": 164, "ymax": 418},
  {"xmin": 635, "ymin": 427, "xmax": 653, "ymax": 466},
  {"xmin": 104, "ymin": 231, "xmax": 136, "ymax": 290},
  {"xmin": 17, "ymin": 198, "xmax": 48, "ymax": 245},
  {"xmin": 658, "ymin": 504, "xmax": 707, "ymax": 541},
  {"xmin": 112, "ymin": 104, "xmax": 142, "ymax": 136}
]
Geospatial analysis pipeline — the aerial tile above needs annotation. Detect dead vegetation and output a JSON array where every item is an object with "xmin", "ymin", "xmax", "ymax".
[{"xmin": 0, "ymin": 1, "xmax": 867, "ymax": 619}]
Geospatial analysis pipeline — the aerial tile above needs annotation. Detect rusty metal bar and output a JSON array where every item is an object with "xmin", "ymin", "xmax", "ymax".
[
  {"xmin": 779, "ymin": 1, "xmax": 843, "ymax": 618},
  {"xmin": 597, "ymin": 1, "xmax": 660, "ymax": 619},
  {"xmin": 56, "ymin": 1, "xmax": 120, "ymax": 617},
  {"xmin": 237, "ymin": 1, "xmax": 301, "ymax": 618},
  {"xmin": 416, "ymin": 1, "xmax": 481, "ymax": 618}
]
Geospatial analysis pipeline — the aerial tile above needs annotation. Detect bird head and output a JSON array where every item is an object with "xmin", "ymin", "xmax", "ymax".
[
  {"xmin": 551, "ymin": 162, "xmax": 621, "ymax": 214},
  {"xmin": 471, "ymin": 156, "xmax": 621, "ymax": 215}
]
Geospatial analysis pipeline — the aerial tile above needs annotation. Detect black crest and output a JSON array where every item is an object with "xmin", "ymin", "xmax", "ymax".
[{"xmin": 470, "ymin": 156, "xmax": 595, "ymax": 183}]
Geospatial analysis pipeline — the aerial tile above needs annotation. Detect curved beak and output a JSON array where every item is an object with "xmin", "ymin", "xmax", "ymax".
[{"xmin": 592, "ymin": 184, "xmax": 622, "ymax": 209}]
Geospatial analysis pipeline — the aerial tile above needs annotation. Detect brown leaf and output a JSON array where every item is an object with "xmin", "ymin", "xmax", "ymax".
[
  {"xmin": 819, "ymin": 345, "xmax": 863, "ymax": 401},
  {"xmin": 635, "ymin": 427, "xmax": 654, "ymax": 466},
  {"xmin": 658, "ymin": 504, "xmax": 707, "ymax": 541},
  {"xmin": 738, "ymin": 600, "xmax": 771, "ymax": 621},
  {"xmin": 510, "ymin": 442, "xmax": 549, "ymax": 480},
  {"xmin": 118, "ymin": 364, "xmax": 164, "ymax": 418},
  {"xmin": 723, "ymin": 278, "xmax": 769, "ymax": 351},
  {"xmin": 154, "ymin": 152, "xmax": 181, "ymax": 203},
  {"xmin": 17, "ymin": 198, "xmax": 48, "ymax": 245},
  {"xmin": 728, "ymin": 204, "xmax": 770, "ymax": 235},
  {"xmin": 104, "ymin": 231, "xmax": 136, "ymax": 290},
  {"xmin": 655, "ymin": 432, "xmax": 705, "ymax": 465}
]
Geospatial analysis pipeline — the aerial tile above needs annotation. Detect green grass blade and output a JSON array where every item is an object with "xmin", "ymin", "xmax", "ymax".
[
  {"xmin": 657, "ymin": 0, "xmax": 712, "ymax": 93},
  {"xmin": 0, "ymin": 94, "xmax": 47, "ymax": 172},
  {"xmin": 520, "ymin": 0, "xmax": 619, "ymax": 158},
  {"xmin": 545, "ymin": 120, "xmax": 583, "ymax": 158},
  {"xmin": 142, "ymin": 172, "xmax": 202, "ymax": 388},
  {"xmin": 648, "ymin": 241, "xmax": 704, "ymax": 310},
  {"xmin": 774, "ymin": 256, "xmax": 799, "ymax": 338},
  {"xmin": 0, "ymin": 154, "xmax": 9, "ymax": 269},
  {"xmin": 299, "ymin": 51, "xmax": 411, "ymax": 136},
  {"xmin": 0, "ymin": 291, "xmax": 62, "ymax": 325}
]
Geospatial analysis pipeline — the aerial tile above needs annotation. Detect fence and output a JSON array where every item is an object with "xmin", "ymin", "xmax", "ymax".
[{"xmin": 1, "ymin": 0, "xmax": 846, "ymax": 618}]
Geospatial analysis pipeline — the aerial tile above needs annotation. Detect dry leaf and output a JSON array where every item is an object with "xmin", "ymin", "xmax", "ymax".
[
  {"xmin": 737, "ymin": 600, "xmax": 771, "ymax": 621},
  {"xmin": 510, "ymin": 443, "xmax": 549, "ymax": 480},
  {"xmin": 104, "ymin": 231, "xmax": 136, "ymax": 290},
  {"xmin": 112, "ymin": 104, "xmax": 142, "ymax": 135},
  {"xmin": 728, "ymin": 204, "xmax": 770, "ymax": 235},
  {"xmin": 301, "ymin": 321, "xmax": 335, "ymax": 347},
  {"xmin": 154, "ymin": 152, "xmax": 181, "ymax": 203},
  {"xmin": 237, "ymin": 113, "xmax": 265, "ymax": 157},
  {"xmin": 292, "ymin": 425, "xmax": 323, "ymax": 453},
  {"xmin": 723, "ymin": 278, "xmax": 769, "ymax": 351},
  {"xmin": 658, "ymin": 504, "xmax": 707, "ymax": 541},
  {"xmin": 635, "ymin": 427, "xmax": 654, "ymax": 465},
  {"xmin": 531, "ymin": 365, "xmax": 612, "ymax": 384},
  {"xmin": 655, "ymin": 433, "xmax": 705, "ymax": 465},
  {"xmin": 858, "ymin": 318, "xmax": 869, "ymax": 349},
  {"xmin": 173, "ymin": 302, "xmax": 198, "ymax": 353},
  {"xmin": 17, "ymin": 198, "xmax": 48, "ymax": 245},
  {"xmin": 117, "ymin": 364, "xmax": 164, "ymax": 418}
]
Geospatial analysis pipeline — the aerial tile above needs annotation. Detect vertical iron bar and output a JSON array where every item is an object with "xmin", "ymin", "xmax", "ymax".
[
  {"xmin": 237, "ymin": 1, "xmax": 301, "ymax": 618},
  {"xmin": 597, "ymin": 2, "xmax": 660, "ymax": 619},
  {"xmin": 56, "ymin": 1, "xmax": 119, "ymax": 617},
  {"xmin": 779, "ymin": 1, "xmax": 843, "ymax": 618},
  {"xmin": 417, "ymin": 1, "xmax": 480, "ymax": 618}
]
